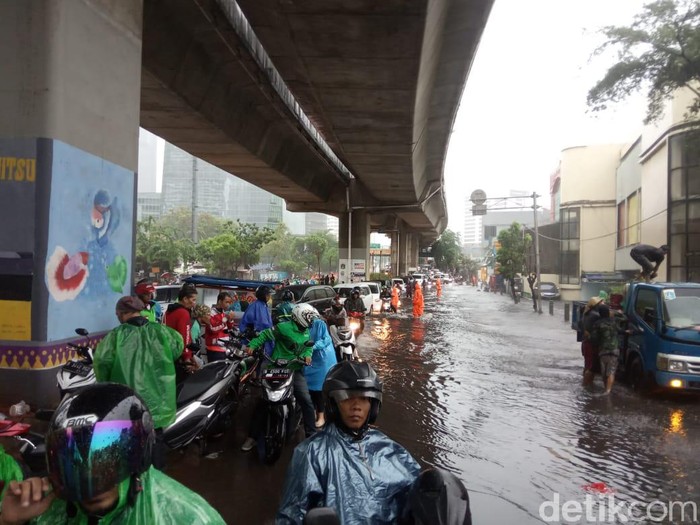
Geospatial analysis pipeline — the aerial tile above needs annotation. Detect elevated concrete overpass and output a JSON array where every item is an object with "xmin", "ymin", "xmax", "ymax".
[
  {"xmin": 0, "ymin": 0, "xmax": 491, "ymax": 403},
  {"xmin": 141, "ymin": 0, "xmax": 493, "ymax": 251}
]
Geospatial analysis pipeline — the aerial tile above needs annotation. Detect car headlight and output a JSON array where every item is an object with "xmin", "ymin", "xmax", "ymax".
[{"xmin": 669, "ymin": 360, "xmax": 687, "ymax": 372}]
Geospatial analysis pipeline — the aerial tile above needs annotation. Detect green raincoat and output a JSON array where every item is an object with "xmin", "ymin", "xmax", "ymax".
[
  {"xmin": 32, "ymin": 467, "xmax": 225, "ymax": 524},
  {"xmin": 0, "ymin": 444, "xmax": 23, "ymax": 504},
  {"xmin": 94, "ymin": 318, "xmax": 183, "ymax": 428},
  {"xmin": 249, "ymin": 321, "xmax": 311, "ymax": 371}
]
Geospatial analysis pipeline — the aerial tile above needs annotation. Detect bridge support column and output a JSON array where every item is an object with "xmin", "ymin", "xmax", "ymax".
[
  {"xmin": 390, "ymin": 232, "xmax": 399, "ymax": 277},
  {"xmin": 338, "ymin": 210, "xmax": 370, "ymax": 284},
  {"xmin": 0, "ymin": 0, "xmax": 143, "ymax": 406},
  {"xmin": 408, "ymin": 234, "xmax": 420, "ymax": 270}
]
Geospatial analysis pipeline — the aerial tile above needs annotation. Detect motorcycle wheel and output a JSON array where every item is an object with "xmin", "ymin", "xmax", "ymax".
[{"xmin": 259, "ymin": 409, "xmax": 286, "ymax": 465}]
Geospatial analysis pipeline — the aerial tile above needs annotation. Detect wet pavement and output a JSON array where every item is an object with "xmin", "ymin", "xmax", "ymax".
[{"xmin": 168, "ymin": 285, "xmax": 700, "ymax": 524}]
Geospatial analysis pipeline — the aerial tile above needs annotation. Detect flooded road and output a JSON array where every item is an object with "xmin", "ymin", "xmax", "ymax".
[{"xmin": 170, "ymin": 285, "xmax": 700, "ymax": 524}]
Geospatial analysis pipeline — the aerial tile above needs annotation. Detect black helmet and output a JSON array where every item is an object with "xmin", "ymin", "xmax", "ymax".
[
  {"xmin": 280, "ymin": 289, "xmax": 295, "ymax": 302},
  {"xmin": 46, "ymin": 383, "xmax": 154, "ymax": 503},
  {"xmin": 255, "ymin": 285, "xmax": 272, "ymax": 302},
  {"xmin": 403, "ymin": 468, "xmax": 472, "ymax": 525},
  {"xmin": 323, "ymin": 361, "xmax": 383, "ymax": 438},
  {"xmin": 351, "ymin": 286, "xmax": 361, "ymax": 297}
]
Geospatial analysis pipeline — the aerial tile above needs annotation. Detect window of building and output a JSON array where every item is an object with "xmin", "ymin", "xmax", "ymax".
[
  {"xmin": 560, "ymin": 207, "xmax": 580, "ymax": 284},
  {"xmin": 668, "ymin": 131, "xmax": 700, "ymax": 282},
  {"xmin": 616, "ymin": 190, "xmax": 641, "ymax": 247}
]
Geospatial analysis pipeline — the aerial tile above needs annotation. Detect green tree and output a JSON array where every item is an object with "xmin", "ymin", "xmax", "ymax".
[
  {"xmin": 226, "ymin": 221, "xmax": 275, "ymax": 271},
  {"xmin": 197, "ymin": 233, "xmax": 241, "ymax": 277},
  {"xmin": 588, "ymin": 0, "xmax": 700, "ymax": 124},
  {"xmin": 430, "ymin": 229, "xmax": 462, "ymax": 272},
  {"xmin": 305, "ymin": 232, "xmax": 329, "ymax": 276},
  {"xmin": 457, "ymin": 254, "xmax": 479, "ymax": 280},
  {"xmin": 495, "ymin": 223, "xmax": 531, "ymax": 280}
]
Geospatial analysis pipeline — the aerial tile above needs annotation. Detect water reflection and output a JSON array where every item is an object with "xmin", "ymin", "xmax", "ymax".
[{"xmin": 362, "ymin": 286, "xmax": 700, "ymax": 523}]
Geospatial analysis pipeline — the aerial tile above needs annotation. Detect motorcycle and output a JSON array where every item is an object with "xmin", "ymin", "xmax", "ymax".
[
  {"xmin": 219, "ymin": 330, "xmax": 260, "ymax": 403},
  {"xmin": 53, "ymin": 329, "xmax": 240, "ymax": 455},
  {"xmin": 380, "ymin": 297, "xmax": 392, "ymax": 313},
  {"xmin": 0, "ymin": 417, "xmax": 47, "ymax": 476},
  {"xmin": 347, "ymin": 311, "xmax": 365, "ymax": 336},
  {"xmin": 57, "ymin": 328, "xmax": 95, "ymax": 398},
  {"xmin": 255, "ymin": 346, "xmax": 311, "ymax": 465},
  {"xmin": 329, "ymin": 318, "xmax": 357, "ymax": 362}
]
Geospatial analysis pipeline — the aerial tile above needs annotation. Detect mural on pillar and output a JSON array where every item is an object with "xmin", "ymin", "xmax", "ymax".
[{"xmin": 45, "ymin": 140, "xmax": 134, "ymax": 341}]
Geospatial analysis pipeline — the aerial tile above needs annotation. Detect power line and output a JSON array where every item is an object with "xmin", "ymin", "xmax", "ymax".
[{"xmin": 523, "ymin": 207, "xmax": 668, "ymax": 243}]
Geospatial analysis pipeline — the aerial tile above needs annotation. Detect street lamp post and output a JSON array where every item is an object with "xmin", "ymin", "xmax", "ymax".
[{"xmin": 532, "ymin": 192, "xmax": 542, "ymax": 314}]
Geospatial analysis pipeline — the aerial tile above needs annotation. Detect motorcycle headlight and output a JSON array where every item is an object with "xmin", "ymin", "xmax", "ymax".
[
  {"xmin": 265, "ymin": 386, "xmax": 288, "ymax": 403},
  {"xmin": 669, "ymin": 360, "xmax": 687, "ymax": 372},
  {"xmin": 349, "ymin": 321, "xmax": 360, "ymax": 330}
]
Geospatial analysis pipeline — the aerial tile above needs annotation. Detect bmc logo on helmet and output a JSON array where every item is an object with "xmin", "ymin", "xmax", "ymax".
[{"xmin": 62, "ymin": 414, "xmax": 98, "ymax": 429}]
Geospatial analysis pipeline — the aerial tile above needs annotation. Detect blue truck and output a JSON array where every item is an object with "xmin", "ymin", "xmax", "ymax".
[{"xmin": 572, "ymin": 281, "xmax": 700, "ymax": 391}]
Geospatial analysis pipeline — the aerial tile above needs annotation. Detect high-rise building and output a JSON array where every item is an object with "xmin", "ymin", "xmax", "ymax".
[
  {"xmin": 137, "ymin": 192, "xmax": 162, "ymax": 222},
  {"xmin": 305, "ymin": 213, "xmax": 331, "ymax": 235},
  {"xmin": 161, "ymin": 143, "xmax": 284, "ymax": 228},
  {"xmin": 137, "ymin": 129, "xmax": 159, "ymax": 193},
  {"xmin": 462, "ymin": 214, "xmax": 483, "ymax": 245}
]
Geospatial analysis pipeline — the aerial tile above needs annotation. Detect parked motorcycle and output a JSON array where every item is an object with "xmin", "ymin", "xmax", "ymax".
[
  {"xmin": 329, "ymin": 319, "xmax": 357, "ymax": 362},
  {"xmin": 220, "ymin": 331, "xmax": 260, "ymax": 403},
  {"xmin": 0, "ymin": 410, "xmax": 54, "ymax": 476},
  {"xmin": 255, "ymin": 347, "xmax": 310, "ymax": 465},
  {"xmin": 57, "ymin": 328, "xmax": 95, "ymax": 398}
]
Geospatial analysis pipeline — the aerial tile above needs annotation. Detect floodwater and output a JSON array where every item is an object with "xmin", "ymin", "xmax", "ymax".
[{"xmin": 169, "ymin": 286, "xmax": 700, "ymax": 524}]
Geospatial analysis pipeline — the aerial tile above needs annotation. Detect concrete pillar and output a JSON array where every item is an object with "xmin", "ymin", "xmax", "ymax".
[
  {"xmin": 408, "ymin": 234, "xmax": 420, "ymax": 269},
  {"xmin": 338, "ymin": 210, "xmax": 371, "ymax": 284},
  {"xmin": 398, "ymin": 229, "xmax": 409, "ymax": 275},
  {"xmin": 0, "ymin": 0, "xmax": 143, "ymax": 405},
  {"xmin": 390, "ymin": 232, "xmax": 399, "ymax": 276}
]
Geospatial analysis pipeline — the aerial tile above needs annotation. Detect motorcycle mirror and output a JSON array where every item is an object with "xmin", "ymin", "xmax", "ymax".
[{"xmin": 75, "ymin": 328, "xmax": 89, "ymax": 337}]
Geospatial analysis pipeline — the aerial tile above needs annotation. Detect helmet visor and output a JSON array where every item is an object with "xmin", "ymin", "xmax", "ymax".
[
  {"xmin": 47, "ymin": 419, "xmax": 152, "ymax": 502},
  {"xmin": 328, "ymin": 389, "xmax": 382, "ymax": 403}
]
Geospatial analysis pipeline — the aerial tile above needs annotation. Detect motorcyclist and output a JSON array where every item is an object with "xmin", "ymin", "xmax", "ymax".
[
  {"xmin": 343, "ymin": 287, "xmax": 366, "ymax": 333},
  {"xmin": 239, "ymin": 285, "xmax": 274, "ymax": 356},
  {"xmin": 240, "ymin": 303, "xmax": 319, "ymax": 452},
  {"xmin": 274, "ymin": 289, "xmax": 295, "ymax": 324},
  {"xmin": 276, "ymin": 361, "xmax": 420, "ymax": 524},
  {"xmin": 94, "ymin": 296, "xmax": 185, "ymax": 469},
  {"xmin": 0, "ymin": 383, "xmax": 225, "ymax": 525},
  {"xmin": 203, "ymin": 292, "xmax": 235, "ymax": 363},
  {"xmin": 380, "ymin": 286, "xmax": 391, "ymax": 300},
  {"xmin": 134, "ymin": 281, "xmax": 162, "ymax": 323},
  {"xmin": 323, "ymin": 296, "xmax": 347, "ymax": 328}
]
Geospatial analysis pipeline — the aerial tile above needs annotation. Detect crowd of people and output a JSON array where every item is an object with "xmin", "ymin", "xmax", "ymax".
[{"xmin": 0, "ymin": 276, "xmax": 465, "ymax": 524}]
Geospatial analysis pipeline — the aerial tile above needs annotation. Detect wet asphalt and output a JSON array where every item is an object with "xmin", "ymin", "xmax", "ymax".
[{"xmin": 167, "ymin": 285, "xmax": 700, "ymax": 524}]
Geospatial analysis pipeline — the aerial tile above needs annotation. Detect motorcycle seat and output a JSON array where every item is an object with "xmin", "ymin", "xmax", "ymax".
[{"xmin": 176, "ymin": 361, "xmax": 229, "ymax": 406}]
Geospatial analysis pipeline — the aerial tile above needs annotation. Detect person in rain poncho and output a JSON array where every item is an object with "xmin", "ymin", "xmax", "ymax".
[
  {"xmin": 93, "ymin": 296, "xmax": 183, "ymax": 469},
  {"xmin": 390, "ymin": 283, "xmax": 400, "ymax": 313},
  {"xmin": 305, "ymin": 319, "xmax": 338, "ymax": 429},
  {"xmin": 412, "ymin": 281, "xmax": 424, "ymax": 317},
  {"xmin": 435, "ymin": 277, "xmax": 442, "ymax": 298},
  {"xmin": 240, "ymin": 303, "xmax": 319, "ymax": 452},
  {"xmin": 277, "ymin": 361, "xmax": 421, "ymax": 525},
  {"xmin": 239, "ymin": 285, "xmax": 274, "ymax": 356},
  {"xmin": 0, "ymin": 384, "xmax": 225, "ymax": 525},
  {"xmin": 0, "ymin": 445, "xmax": 22, "ymax": 504}
]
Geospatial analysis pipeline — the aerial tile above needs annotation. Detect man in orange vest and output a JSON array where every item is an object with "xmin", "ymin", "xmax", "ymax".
[
  {"xmin": 435, "ymin": 277, "xmax": 442, "ymax": 298},
  {"xmin": 412, "ymin": 281, "xmax": 424, "ymax": 317},
  {"xmin": 390, "ymin": 283, "xmax": 400, "ymax": 313}
]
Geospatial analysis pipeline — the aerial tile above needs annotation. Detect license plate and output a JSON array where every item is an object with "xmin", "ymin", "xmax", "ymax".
[
  {"xmin": 264, "ymin": 368, "xmax": 290, "ymax": 378},
  {"xmin": 63, "ymin": 361, "xmax": 91, "ymax": 377}
]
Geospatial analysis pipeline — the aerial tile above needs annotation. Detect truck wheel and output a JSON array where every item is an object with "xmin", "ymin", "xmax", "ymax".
[{"xmin": 629, "ymin": 357, "xmax": 647, "ymax": 391}]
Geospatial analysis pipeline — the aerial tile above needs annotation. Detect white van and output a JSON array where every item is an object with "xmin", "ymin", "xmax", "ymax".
[
  {"xmin": 333, "ymin": 283, "xmax": 374, "ymax": 313},
  {"xmin": 357, "ymin": 281, "xmax": 382, "ymax": 313},
  {"xmin": 411, "ymin": 273, "xmax": 425, "ymax": 286}
]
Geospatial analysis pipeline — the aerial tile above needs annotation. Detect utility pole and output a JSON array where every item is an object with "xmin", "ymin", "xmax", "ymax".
[
  {"xmin": 532, "ymin": 192, "xmax": 542, "ymax": 314},
  {"xmin": 191, "ymin": 157, "xmax": 198, "ymax": 243}
]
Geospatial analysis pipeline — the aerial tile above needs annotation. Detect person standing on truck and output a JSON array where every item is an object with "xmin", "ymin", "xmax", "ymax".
[
  {"xmin": 630, "ymin": 244, "xmax": 669, "ymax": 280},
  {"xmin": 579, "ymin": 297, "xmax": 604, "ymax": 386}
]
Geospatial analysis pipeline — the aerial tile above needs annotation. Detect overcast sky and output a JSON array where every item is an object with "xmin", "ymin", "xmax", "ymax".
[{"xmin": 444, "ymin": 0, "xmax": 651, "ymax": 235}]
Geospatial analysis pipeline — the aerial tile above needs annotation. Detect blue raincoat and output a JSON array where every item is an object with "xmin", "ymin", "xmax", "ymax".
[
  {"xmin": 239, "ymin": 299, "xmax": 273, "ymax": 355},
  {"xmin": 276, "ymin": 423, "xmax": 421, "ymax": 524},
  {"xmin": 305, "ymin": 319, "xmax": 337, "ymax": 391}
]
